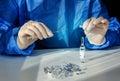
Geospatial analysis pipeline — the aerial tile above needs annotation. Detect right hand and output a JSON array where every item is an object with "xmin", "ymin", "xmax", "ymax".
[
  {"xmin": 82, "ymin": 17, "xmax": 109, "ymax": 45},
  {"xmin": 17, "ymin": 20, "xmax": 53, "ymax": 50}
]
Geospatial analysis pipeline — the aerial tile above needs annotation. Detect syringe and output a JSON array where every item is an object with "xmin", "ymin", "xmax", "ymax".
[
  {"xmin": 27, "ymin": 29, "xmax": 66, "ymax": 40},
  {"xmin": 79, "ymin": 37, "xmax": 86, "ymax": 63}
]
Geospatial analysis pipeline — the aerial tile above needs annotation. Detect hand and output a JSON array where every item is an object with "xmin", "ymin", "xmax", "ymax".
[
  {"xmin": 17, "ymin": 20, "xmax": 53, "ymax": 50},
  {"xmin": 82, "ymin": 17, "xmax": 109, "ymax": 45}
]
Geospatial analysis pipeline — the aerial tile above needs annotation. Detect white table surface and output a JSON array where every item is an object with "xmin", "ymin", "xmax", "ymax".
[{"xmin": 0, "ymin": 46, "xmax": 120, "ymax": 81}]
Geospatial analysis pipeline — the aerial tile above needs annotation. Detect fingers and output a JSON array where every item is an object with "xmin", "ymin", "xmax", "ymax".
[
  {"xmin": 93, "ymin": 17, "xmax": 109, "ymax": 25},
  {"xmin": 82, "ymin": 18, "xmax": 91, "ymax": 30},
  {"xmin": 93, "ymin": 17, "xmax": 109, "ymax": 31},
  {"xmin": 39, "ymin": 22, "xmax": 53, "ymax": 37},
  {"xmin": 26, "ymin": 26, "xmax": 43, "ymax": 40},
  {"xmin": 101, "ymin": 19, "xmax": 109, "ymax": 25},
  {"xmin": 82, "ymin": 18, "xmax": 96, "ymax": 32},
  {"xmin": 26, "ymin": 20, "xmax": 53, "ymax": 40},
  {"xmin": 86, "ymin": 18, "xmax": 96, "ymax": 32},
  {"xmin": 93, "ymin": 17, "xmax": 103, "ymax": 25},
  {"xmin": 18, "ymin": 20, "xmax": 54, "ymax": 49},
  {"xmin": 31, "ymin": 22, "xmax": 48, "ymax": 39},
  {"xmin": 82, "ymin": 17, "xmax": 109, "ymax": 45},
  {"xmin": 82, "ymin": 17, "xmax": 109, "ymax": 32}
]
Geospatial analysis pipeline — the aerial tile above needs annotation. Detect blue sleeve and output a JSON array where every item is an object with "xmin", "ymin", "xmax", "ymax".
[
  {"xmin": 89, "ymin": 0, "xmax": 109, "ymax": 18},
  {"xmin": 0, "ymin": 0, "xmax": 35, "ymax": 55},
  {"xmin": 85, "ymin": 0, "xmax": 120, "ymax": 49},
  {"xmin": 0, "ymin": 19, "xmax": 35, "ymax": 55}
]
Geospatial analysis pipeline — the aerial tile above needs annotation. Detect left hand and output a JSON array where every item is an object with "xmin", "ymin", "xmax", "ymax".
[{"xmin": 82, "ymin": 17, "xmax": 109, "ymax": 45}]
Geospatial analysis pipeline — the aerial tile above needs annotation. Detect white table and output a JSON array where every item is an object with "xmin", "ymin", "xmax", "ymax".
[{"xmin": 0, "ymin": 46, "xmax": 120, "ymax": 81}]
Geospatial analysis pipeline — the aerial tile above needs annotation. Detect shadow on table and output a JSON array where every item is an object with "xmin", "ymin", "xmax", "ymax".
[{"xmin": 0, "ymin": 55, "xmax": 41, "ymax": 81}]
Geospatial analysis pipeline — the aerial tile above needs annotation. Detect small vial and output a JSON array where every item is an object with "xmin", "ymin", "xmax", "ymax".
[{"xmin": 79, "ymin": 37, "xmax": 85, "ymax": 63}]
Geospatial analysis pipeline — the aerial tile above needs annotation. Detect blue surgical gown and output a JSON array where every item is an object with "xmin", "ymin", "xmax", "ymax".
[{"xmin": 0, "ymin": 0, "xmax": 120, "ymax": 55}]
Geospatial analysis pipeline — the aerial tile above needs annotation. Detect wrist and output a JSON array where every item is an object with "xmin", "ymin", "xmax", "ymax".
[
  {"xmin": 88, "ymin": 36, "xmax": 106, "ymax": 45},
  {"xmin": 17, "ymin": 37, "xmax": 28, "ymax": 50}
]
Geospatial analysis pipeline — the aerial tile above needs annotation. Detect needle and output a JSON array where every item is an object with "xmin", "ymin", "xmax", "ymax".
[{"xmin": 27, "ymin": 30, "xmax": 61, "ymax": 40}]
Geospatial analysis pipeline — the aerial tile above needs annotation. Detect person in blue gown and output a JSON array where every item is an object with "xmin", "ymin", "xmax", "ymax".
[{"xmin": 0, "ymin": 0, "xmax": 120, "ymax": 55}]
